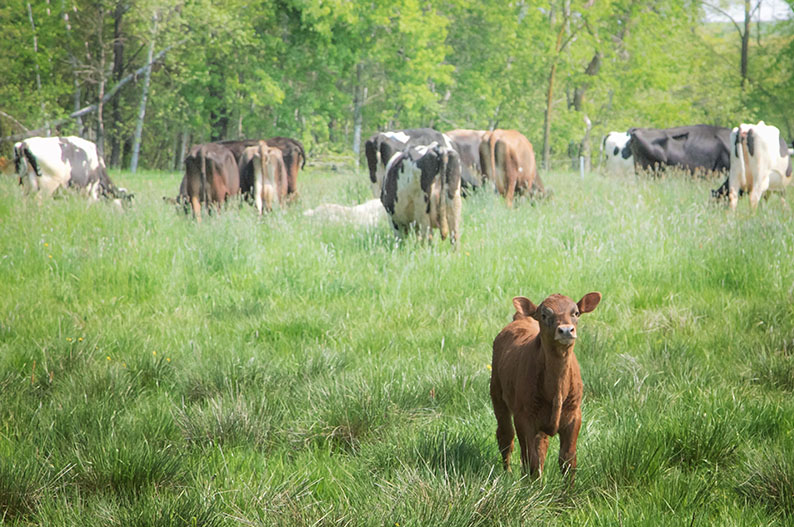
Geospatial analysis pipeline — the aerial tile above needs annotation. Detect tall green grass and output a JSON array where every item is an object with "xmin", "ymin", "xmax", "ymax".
[{"xmin": 0, "ymin": 165, "xmax": 792, "ymax": 525}]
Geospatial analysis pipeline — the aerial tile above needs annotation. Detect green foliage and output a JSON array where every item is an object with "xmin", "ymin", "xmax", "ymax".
[{"xmin": 2, "ymin": 0, "xmax": 792, "ymax": 163}]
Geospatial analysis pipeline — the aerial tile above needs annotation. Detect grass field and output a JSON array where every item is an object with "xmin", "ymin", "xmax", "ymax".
[{"xmin": 1, "ymin": 164, "xmax": 793, "ymax": 526}]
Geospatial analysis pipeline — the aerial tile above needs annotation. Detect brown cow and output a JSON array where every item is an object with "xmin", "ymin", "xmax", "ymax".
[
  {"xmin": 480, "ymin": 130, "xmax": 544, "ymax": 208},
  {"xmin": 217, "ymin": 137, "xmax": 305, "ymax": 199},
  {"xmin": 490, "ymin": 291, "xmax": 601, "ymax": 485},
  {"xmin": 240, "ymin": 142, "xmax": 288, "ymax": 215},
  {"xmin": 181, "ymin": 143, "xmax": 240, "ymax": 221}
]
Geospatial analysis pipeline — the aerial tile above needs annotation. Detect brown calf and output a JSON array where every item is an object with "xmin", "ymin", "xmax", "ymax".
[
  {"xmin": 480, "ymin": 130, "xmax": 544, "ymax": 208},
  {"xmin": 182, "ymin": 143, "xmax": 240, "ymax": 222},
  {"xmin": 490, "ymin": 291, "xmax": 601, "ymax": 484}
]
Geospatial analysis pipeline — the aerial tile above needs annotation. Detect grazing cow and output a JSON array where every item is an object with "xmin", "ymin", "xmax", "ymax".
[
  {"xmin": 446, "ymin": 129, "xmax": 487, "ymax": 190},
  {"xmin": 217, "ymin": 137, "xmax": 305, "ymax": 198},
  {"xmin": 365, "ymin": 128, "xmax": 467, "ymax": 198},
  {"xmin": 303, "ymin": 199, "xmax": 386, "ymax": 227},
  {"xmin": 239, "ymin": 141, "xmax": 288, "ymax": 215},
  {"xmin": 601, "ymin": 131, "xmax": 634, "ymax": 176},
  {"xmin": 381, "ymin": 142, "xmax": 462, "ymax": 245},
  {"xmin": 479, "ymin": 130, "xmax": 544, "ymax": 208},
  {"xmin": 727, "ymin": 121, "xmax": 793, "ymax": 210},
  {"xmin": 490, "ymin": 291, "xmax": 602, "ymax": 484},
  {"xmin": 628, "ymin": 125, "xmax": 731, "ymax": 176},
  {"xmin": 13, "ymin": 136, "xmax": 126, "ymax": 202},
  {"xmin": 181, "ymin": 143, "xmax": 240, "ymax": 221}
]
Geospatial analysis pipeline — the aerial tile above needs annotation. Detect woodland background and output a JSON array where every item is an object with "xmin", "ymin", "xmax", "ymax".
[{"xmin": 1, "ymin": 0, "xmax": 793, "ymax": 171}]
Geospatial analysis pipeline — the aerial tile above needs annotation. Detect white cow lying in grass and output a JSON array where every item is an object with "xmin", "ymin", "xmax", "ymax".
[
  {"xmin": 729, "ymin": 121, "xmax": 792, "ymax": 210},
  {"xmin": 303, "ymin": 199, "xmax": 387, "ymax": 227}
]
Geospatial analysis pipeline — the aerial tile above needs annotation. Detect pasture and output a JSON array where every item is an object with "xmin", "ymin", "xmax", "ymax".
[{"xmin": 1, "ymin": 166, "xmax": 793, "ymax": 526}]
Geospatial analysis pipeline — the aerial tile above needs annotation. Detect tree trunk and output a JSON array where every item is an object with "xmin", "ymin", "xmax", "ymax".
[
  {"xmin": 352, "ymin": 62, "xmax": 365, "ymax": 169},
  {"xmin": 61, "ymin": 0, "xmax": 83, "ymax": 136},
  {"xmin": 741, "ymin": 0, "xmax": 750, "ymax": 89},
  {"xmin": 174, "ymin": 129, "xmax": 188, "ymax": 171},
  {"xmin": 27, "ymin": 2, "xmax": 49, "ymax": 135},
  {"xmin": 580, "ymin": 115, "xmax": 592, "ymax": 173},
  {"xmin": 110, "ymin": 0, "xmax": 126, "ymax": 168},
  {"xmin": 130, "ymin": 13, "xmax": 157, "ymax": 173},
  {"xmin": 96, "ymin": 6, "xmax": 106, "ymax": 158},
  {"xmin": 542, "ymin": 60, "xmax": 557, "ymax": 172}
]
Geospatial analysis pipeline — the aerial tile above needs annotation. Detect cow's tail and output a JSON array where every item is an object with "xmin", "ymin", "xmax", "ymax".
[
  {"xmin": 22, "ymin": 144, "xmax": 42, "ymax": 180},
  {"xmin": 438, "ymin": 147, "xmax": 450, "ymax": 242},
  {"xmin": 296, "ymin": 139, "xmax": 306, "ymax": 169},
  {"xmin": 489, "ymin": 132, "xmax": 498, "ymax": 186},
  {"xmin": 735, "ymin": 129, "xmax": 747, "ymax": 190},
  {"xmin": 201, "ymin": 146, "xmax": 209, "ymax": 206}
]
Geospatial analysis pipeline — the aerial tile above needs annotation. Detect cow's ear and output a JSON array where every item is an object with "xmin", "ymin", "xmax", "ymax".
[
  {"xmin": 512, "ymin": 296, "xmax": 537, "ymax": 318},
  {"xmin": 577, "ymin": 292, "xmax": 602, "ymax": 314}
]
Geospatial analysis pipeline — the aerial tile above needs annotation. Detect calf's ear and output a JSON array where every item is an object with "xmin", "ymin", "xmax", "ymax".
[
  {"xmin": 512, "ymin": 296, "xmax": 537, "ymax": 318},
  {"xmin": 577, "ymin": 292, "xmax": 602, "ymax": 314}
]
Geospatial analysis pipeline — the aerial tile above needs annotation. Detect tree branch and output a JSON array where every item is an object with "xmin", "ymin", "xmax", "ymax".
[
  {"xmin": 701, "ymin": 1, "xmax": 744, "ymax": 38},
  {"xmin": 0, "ymin": 111, "xmax": 31, "ymax": 132},
  {"xmin": 0, "ymin": 40, "xmax": 184, "ymax": 144}
]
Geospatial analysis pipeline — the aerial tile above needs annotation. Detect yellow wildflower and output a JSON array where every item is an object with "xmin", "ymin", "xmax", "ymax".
[
  {"xmin": 106, "ymin": 356, "xmax": 111, "ymax": 361},
  {"xmin": 486, "ymin": 364, "xmax": 492, "ymax": 371}
]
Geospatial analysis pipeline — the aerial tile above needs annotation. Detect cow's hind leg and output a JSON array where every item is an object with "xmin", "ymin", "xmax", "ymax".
[
  {"xmin": 190, "ymin": 196, "xmax": 202, "ymax": 222},
  {"xmin": 490, "ymin": 378, "xmax": 515, "ymax": 471},
  {"xmin": 749, "ymin": 177, "xmax": 771, "ymax": 210}
]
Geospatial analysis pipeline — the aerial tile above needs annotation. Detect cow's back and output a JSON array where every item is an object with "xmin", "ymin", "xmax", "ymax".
[{"xmin": 492, "ymin": 317, "xmax": 541, "ymax": 406}]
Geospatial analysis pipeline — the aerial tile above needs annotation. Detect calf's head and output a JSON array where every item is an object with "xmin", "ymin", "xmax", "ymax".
[{"xmin": 513, "ymin": 292, "xmax": 601, "ymax": 349}]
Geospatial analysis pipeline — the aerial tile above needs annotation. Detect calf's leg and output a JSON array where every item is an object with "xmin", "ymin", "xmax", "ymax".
[
  {"xmin": 558, "ymin": 417, "xmax": 581, "ymax": 486},
  {"xmin": 490, "ymin": 379, "xmax": 515, "ymax": 471}
]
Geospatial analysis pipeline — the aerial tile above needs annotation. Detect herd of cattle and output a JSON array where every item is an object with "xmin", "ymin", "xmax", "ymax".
[
  {"xmin": 8, "ymin": 120, "xmax": 793, "ymax": 243},
  {"xmin": 603, "ymin": 121, "xmax": 793, "ymax": 209}
]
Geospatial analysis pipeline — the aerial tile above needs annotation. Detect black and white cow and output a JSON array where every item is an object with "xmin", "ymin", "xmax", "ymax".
[
  {"xmin": 628, "ymin": 125, "xmax": 731, "ymax": 176},
  {"xmin": 13, "ymin": 136, "xmax": 126, "ymax": 201},
  {"xmin": 366, "ymin": 128, "xmax": 477, "ymax": 198},
  {"xmin": 601, "ymin": 131, "xmax": 634, "ymax": 176},
  {"xmin": 380, "ymin": 142, "xmax": 462, "ymax": 245},
  {"xmin": 727, "ymin": 121, "xmax": 792, "ymax": 210}
]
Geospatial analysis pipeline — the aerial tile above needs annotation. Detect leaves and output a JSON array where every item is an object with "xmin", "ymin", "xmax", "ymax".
[{"xmin": 0, "ymin": 0, "xmax": 792, "ymax": 164}]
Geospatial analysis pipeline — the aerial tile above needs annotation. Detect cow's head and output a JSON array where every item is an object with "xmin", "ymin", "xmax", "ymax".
[{"xmin": 513, "ymin": 293, "xmax": 601, "ymax": 352}]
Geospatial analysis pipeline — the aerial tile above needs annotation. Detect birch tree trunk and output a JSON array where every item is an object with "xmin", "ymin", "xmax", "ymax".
[
  {"xmin": 61, "ymin": 0, "xmax": 83, "ymax": 136},
  {"xmin": 130, "ymin": 13, "xmax": 157, "ymax": 173},
  {"xmin": 96, "ymin": 5, "xmax": 107, "ymax": 158},
  {"xmin": 352, "ymin": 62, "xmax": 366, "ymax": 170},
  {"xmin": 27, "ymin": 2, "xmax": 49, "ymax": 135},
  {"xmin": 110, "ymin": 0, "xmax": 127, "ymax": 167}
]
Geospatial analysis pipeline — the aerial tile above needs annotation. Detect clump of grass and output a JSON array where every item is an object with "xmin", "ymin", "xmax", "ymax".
[
  {"xmin": 736, "ymin": 440, "xmax": 794, "ymax": 518},
  {"xmin": 72, "ymin": 438, "xmax": 184, "ymax": 498},
  {"xmin": 0, "ymin": 448, "xmax": 69, "ymax": 522},
  {"xmin": 173, "ymin": 389, "xmax": 285, "ymax": 450}
]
